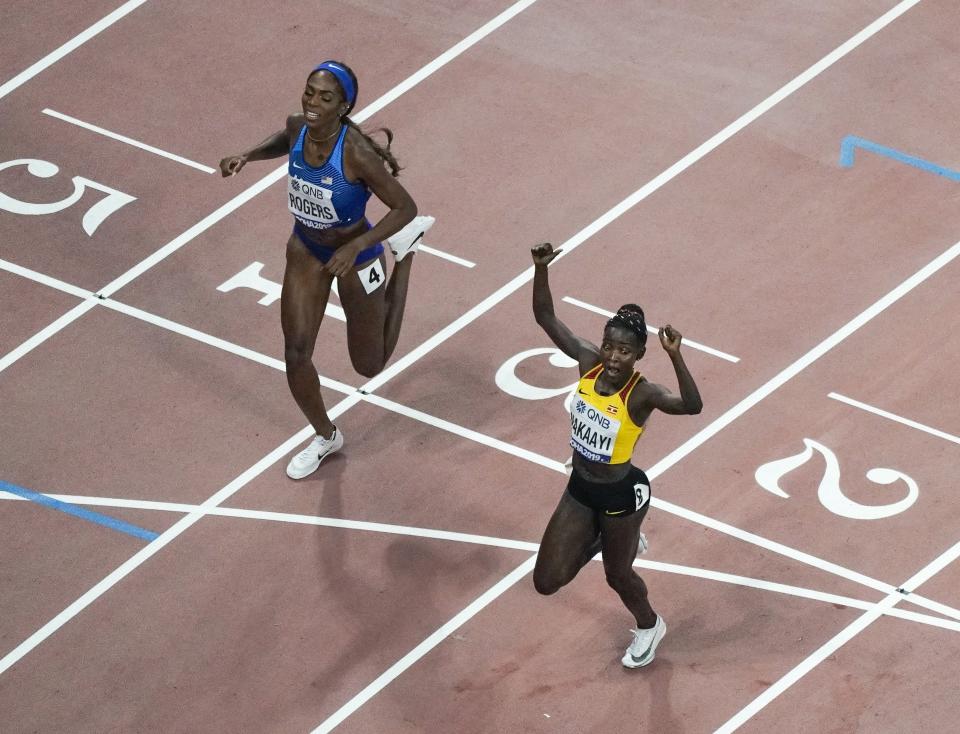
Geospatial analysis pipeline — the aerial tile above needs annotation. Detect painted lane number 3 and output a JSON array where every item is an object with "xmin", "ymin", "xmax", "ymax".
[{"xmin": 0, "ymin": 158, "xmax": 136, "ymax": 236}]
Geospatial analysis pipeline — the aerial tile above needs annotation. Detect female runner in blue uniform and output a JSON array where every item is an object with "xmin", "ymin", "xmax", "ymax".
[
  {"xmin": 220, "ymin": 60, "xmax": 433, "ymax": 479},
  {"xmin": 529, "ymin": 242, "xmax": 703, "ymax": 668}
]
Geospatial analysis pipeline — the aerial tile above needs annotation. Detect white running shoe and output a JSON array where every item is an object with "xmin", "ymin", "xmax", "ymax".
[
  {"xmin": 285, "ymin": 428, "xmax": 344, "ymax": 479},
  {"xmin": 637, "ymin": 531, "xmax": 649, "ymax": 555},
  {"xmin": 387, "ymin": 215, "xmax": 435, "ymax": 262},
  {"xmin": 622, "ymin": 615, "xmax": 666, "ymax": 669}
]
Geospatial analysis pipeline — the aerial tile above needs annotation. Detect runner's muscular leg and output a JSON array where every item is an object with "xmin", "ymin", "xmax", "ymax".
[
  {"xmin": 599, "ymin": 506, "xmax": 657, "ymax": 628},
  {"xmin": 281, "ymin": 233, "xmax": 336, "ymax": 438},
  {"xmin": 337, "ymin": 252, "xmax": 413, "ymax": 378},
  {"xmin": 533, "ymin": 491, "xmax": 601, "ymax": 595}
]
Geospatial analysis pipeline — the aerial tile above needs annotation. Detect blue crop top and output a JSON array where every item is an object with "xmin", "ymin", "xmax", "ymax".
[{"xmin": 287, "ymin": 125, "xmax": 371, "ymax": 230}]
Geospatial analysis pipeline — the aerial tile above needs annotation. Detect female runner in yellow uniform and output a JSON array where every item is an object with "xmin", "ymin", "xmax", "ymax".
[{"xmin": 529, "ymin": 242, "xmax": 703, "ymax": 668}]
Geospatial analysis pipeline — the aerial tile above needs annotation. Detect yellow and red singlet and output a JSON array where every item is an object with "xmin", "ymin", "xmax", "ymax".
[{"xmin": 569, "ymin": 365, "xmax": 645, "ymax": 464}]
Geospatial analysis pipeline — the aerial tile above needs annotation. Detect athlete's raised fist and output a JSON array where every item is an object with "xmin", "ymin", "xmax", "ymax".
[
  {"xmin": 531, "ymin": 242, "xmax": 562, "ymax": 266},
  {"xmin": 658, "ymin": 324, "xmax": 683, "ymax": 354}
]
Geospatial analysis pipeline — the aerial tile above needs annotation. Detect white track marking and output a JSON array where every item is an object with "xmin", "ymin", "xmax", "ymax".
[
  {"xmin": 351, "ymin": 0, "xmax": 928, "ymax": 400},
  {"xmin": 633, "ymin": 559, "xmax": 960, "ymax": 633},
  {"xmin": 646, "ymin": 237, "xmax": 960, "ymax": 499},
  {"xmin": 358, "ymin": 392, "xmax": 568, "ymax": 472},
  {"xmin": 0, "ymin": 421, "xmax": 320, "ymax": 677},
  {"xmin": 42, "ymin": 109, "xmax": 215, "ymax": 173},
  {"xmin": 0, "ymin": 300, "xmax": 97, "ymax": 376},
  {"xmin": 0, "ymin": 0, "xmax": 931, "ymax": 710},
  {"xmin": 7, "ymin": 259, "xmax": 959, "ymax": 619},
  {"xmin": 715, "ymin": 536, "xmax": 960, "ymax": 733},
  {"xmin": 651, "ymin": 497, "xmax": 960, "ymax": 623},
  {"xmin": 0, "ymin": 0, "xmax": 545, "ymax": 676},
  {"xmin": 311, "ymin": 556, "xmax": 537, "ymax": 734},
  {"xmin": 562, "ymin": 296, "xmax": 740, "ymax": 362},
  {"xmin": 5, "ymin": 258, "xmax": 960, "ymax": 623},
  {"xmin": 0, "ymin": 258, "xmax": 92, "ymax": 299},
  {"xmin": 0, "ymin": 0, "xmax": 149, "ymax": 101},
  {"xmin": 417, "ymin": 244, "xmax": 476, "ymax": 268},
  {"xmin": 3, "ymin": 488, "xmax": 958, "ymax": 632},
  {"xmin": 346, "ymin": 0, "xmax": 539, "ymax": 124},
  {"xmin": 829, "ymin": 392, "xmax": 960, "ymax": 446},
  {"xmin": 0, "ymin": 0, "xmax": 542, "ymax": 373},
  {"xmin": 96, "ymin": 0, "xmax": 539, "ymax": 298},
  {"xmin": 99, "ymin": 298, "xmax": 289, "ymax": 372}
]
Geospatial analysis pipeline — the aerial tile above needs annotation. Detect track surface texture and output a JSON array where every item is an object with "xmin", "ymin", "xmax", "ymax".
[{"xmin": 2, "ymin": 1, "xmax": 958, "ymax": 733}]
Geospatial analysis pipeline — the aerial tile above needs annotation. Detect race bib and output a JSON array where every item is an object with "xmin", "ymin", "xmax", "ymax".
[
  {"xmin": 287, "ymin": 175, "xmax": 340, "ymax": 229},
  {"xmin": 570, "ymin": 396, "xmax": 620, "ymax": 463},
  {"xmin": 357, "ymin": 259, "xmax": 385, "ymax": 294}
]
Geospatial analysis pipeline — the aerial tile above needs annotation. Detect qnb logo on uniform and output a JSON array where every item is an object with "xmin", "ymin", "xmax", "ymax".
[
  {"xmin": 570, "ymin": 396, "xmax": 620, "ymax": 463},
  {"xmin": 287, "ymin": 175, "xmax": 339, "ymax": 228}
]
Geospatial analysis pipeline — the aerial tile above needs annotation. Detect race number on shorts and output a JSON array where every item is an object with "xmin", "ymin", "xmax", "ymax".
[{"xmin": 358, "ymin": 259, "xmax": 386, "ymax": 294}]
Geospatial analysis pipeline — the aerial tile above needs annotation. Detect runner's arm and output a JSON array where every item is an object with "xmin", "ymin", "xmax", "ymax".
[
  {"xmin": 531, "ymin": 243, "xmax": 600, "ymax": 372},
  {"xmin": 219, "ymin": 114, "xmax": 301, "ymax": 176},
  {"xmin": 640, "ymin": 325, "xmax": 703, "ymax": 415}
]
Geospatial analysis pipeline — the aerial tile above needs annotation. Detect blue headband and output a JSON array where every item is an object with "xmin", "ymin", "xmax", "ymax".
[{"xmin": 312, "ymin": 61, "xmax": 356, "ymax": 108}]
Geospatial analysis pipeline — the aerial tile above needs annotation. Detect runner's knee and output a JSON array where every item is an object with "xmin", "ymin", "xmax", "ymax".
[
  {"xmin": 349, "ymin": 353, "xmax": 385, "ymax": 378},
  {"xmin": 533, "ymin": 564, "xmax": 573, "ymax": 595},
  {"xmin": 284, "ymin": 341, "xmax": 313, "ymax": 369},
  {"xmin": 533, "ymin": 572, "xmax": 563, "ymax": 596}
]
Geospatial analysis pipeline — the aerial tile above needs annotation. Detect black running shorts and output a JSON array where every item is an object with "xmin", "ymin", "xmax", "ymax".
[{"xmin": 566, "ymin": 465, "xmax": 652, "ymax": 517}]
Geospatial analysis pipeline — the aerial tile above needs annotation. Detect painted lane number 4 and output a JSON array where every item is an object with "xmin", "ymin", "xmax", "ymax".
[{"xmin": 0, "ymin": 158, "xmax": 136, "ymax": 236}]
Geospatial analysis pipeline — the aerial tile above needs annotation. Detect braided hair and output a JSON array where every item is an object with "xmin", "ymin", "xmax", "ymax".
[
  {"xmin": 311, "ymin": 60, "xmax": 402, "ymax": 177},
  {"xmin": 605, "ymin": 304, "xmax": 648, "ymax": 347}
]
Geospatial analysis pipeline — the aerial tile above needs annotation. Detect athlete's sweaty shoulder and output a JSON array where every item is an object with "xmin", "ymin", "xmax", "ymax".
[
  {"xmin": 625, "ymin": 376, "xmax": 661, "ymax": 426},
  {"xmin": 341, "ymin": 125, "xmax": 380, "ymax": 170},
  {"xmin": 285, "ymin": 114, "xmax": 305, "ymax": 150}
]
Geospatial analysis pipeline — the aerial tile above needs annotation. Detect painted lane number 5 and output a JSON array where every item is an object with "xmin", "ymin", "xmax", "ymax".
[{"xmin": 0, "ymin": 158, "xmax": 136, "ymax": 236}]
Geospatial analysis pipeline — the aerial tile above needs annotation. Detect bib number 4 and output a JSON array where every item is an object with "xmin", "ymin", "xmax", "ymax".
[{"xmin": 358, "ymin": 259, "xmax": 385, "ymax": 295}]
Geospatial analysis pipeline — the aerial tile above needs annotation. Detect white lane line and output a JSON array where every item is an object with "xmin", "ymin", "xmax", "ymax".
[
  {"xmin": 0, "ymin": 0, "xmax": 149, "ymax": 101},
  {"xmin": 0, "ymin": 0, "xmax": 544, "ymax": 677},
  {"xmin": 7, "ymin": 253, "xmax": 956, "ymax": 619},
  {"xmin": 562, "ymin": 296, "xmax": 740, "ymax": 363},
  {"xmin": 4, "ymin": 487, "xmax": 959, "ymax": 632},
  {"xmin": 42, "ymin": 108, "xmax": 216, "ymax": 173},
  {"xmin": 651, "ymin": 497, "xmax": 960, "ymax": 623},
  {"xmin": 96, "ymin": 0, "xmax": 538, "ymax": 299},
  {"xmin": 829, "ymin": 392, "xmax": 960, "ymax": 446},
  {"xmin": 647, "ymin": 236, "xmax": 960, "ymax": 508},
  {"xmin": 0, "ymin": 0, "xmax": 541, "ymax": 374},
  {"xmin": 714, "ymin": 536, "xmax": 960, "ymax": 733},
  {"xmin": 633, "ymin": 559, "xmax": 960, "ymax": 633},
  {"xmin": 358, "ymin": 392, "xmax": 567, "ymax": 473},
  {"xmin": 98, "ymin": 298, "xmax": 288, "ymax": 372},
  {"xmin": 0, "ymin": 258, "xmax": 92, "ymax": 299},
  {"xmin": 0, "ymin": 300, "xmax": 97, "ymax": 376},
  {"xmin": 0, "ymin": 420, "xmax": 318, "ymax": 678},
  {"xmin": 311, "ymin": 555, "xmax": 537, "ymax": 734},
  {"xmin": 354, "ymin": 0, "xmax": 927, "ymax": 402},
  {"xmin": 0, "ymin": 0, "xmax": 928, "ymax": 704},
  {"xmin": 4, "ymin": 257, "xmax": 958, "ymax": 622},
  {"xmin": 418, "ymin": 244, "xmax": 476, "ymax": 268}
]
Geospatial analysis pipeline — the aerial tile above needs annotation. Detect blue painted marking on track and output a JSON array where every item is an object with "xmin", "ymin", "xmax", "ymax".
[
  {"xmin": 0, "ymin": 480, "xmax": 159, "ymax": 542},
  {"xmin": 840, "ymin": 135, "xmax": 960, "ymax": 182}
]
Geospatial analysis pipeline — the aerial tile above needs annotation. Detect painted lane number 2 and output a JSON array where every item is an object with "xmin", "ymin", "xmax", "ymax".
[
  {"xmin": 0, "ymin": 158, "xmax": 136, "ymax": 236},
  {"xmin": 755, "ymin": 438, "xmax": 919, "ymax": 520}
]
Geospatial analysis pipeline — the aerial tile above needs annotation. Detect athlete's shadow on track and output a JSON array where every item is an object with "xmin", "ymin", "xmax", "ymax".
[{"xmin": 306, "ymin": 454, "xmax": 500, "ymax": 709}]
